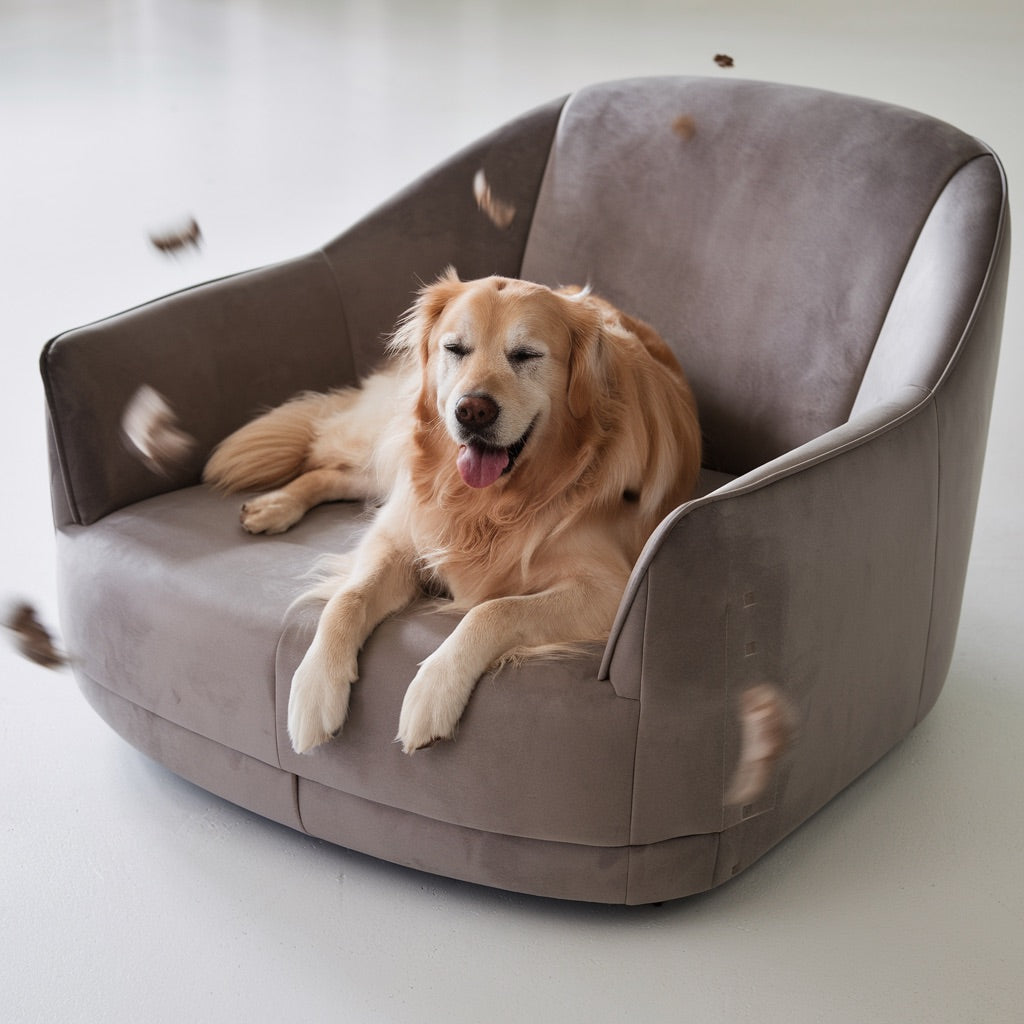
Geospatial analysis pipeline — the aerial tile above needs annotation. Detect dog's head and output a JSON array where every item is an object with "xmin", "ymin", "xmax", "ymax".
[{"xmin": 392, "ymin": 269, "xmax": 607, "ymax": 491}]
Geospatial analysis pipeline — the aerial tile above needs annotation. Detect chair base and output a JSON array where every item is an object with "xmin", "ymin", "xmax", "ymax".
[{"xmin": 77, "ymin": 671, "xmax": 730, "ymax": 905}]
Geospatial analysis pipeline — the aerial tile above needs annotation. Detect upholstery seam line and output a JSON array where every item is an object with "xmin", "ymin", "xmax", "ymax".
[
  {"xmin": 913, "ymin": 398, "xmax": 943, "ymax": 720},
  {"xmin": 844, "ymin": 150, "xmax": 998, "ymax": 423}
]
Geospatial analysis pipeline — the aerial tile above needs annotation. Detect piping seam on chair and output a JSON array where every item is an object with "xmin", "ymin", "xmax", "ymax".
[
  {"xmin": 848, "ymin": 151, "xmax": 1003, "ymax": 422},
  {"xmin": 38, "ymin": 349, "xmax": 83, "ymax": 526},
  {"xmin": 517, "ymin": 91, "xmax": 576, "ymax": 280},
  {"xmin": 902, "ymin": 151, "xmax": 1009, "ymax": 721},
  {"xmin": 625, "ymin": 570, "xmax": 652, "ymax": 855},
  {"xmin": 928, "ymin": 152, "xmax": 1010, "ymax": 397},
  {"xmin": 314, "ymin": 246, "xmax": 359, "ymax": 382},
  {"xmin": 914, "ymin": 398, "xmax": 943, "ymax": 721}
]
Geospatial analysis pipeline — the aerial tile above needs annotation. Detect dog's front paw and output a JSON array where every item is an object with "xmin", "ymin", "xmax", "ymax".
[
  {"xmin": 240, "ymin": 491, "xmax": 304, "ymax": 534},
  {"xmin": 395, "ymin": 656, "xmax": 474, "ymax": 755},
  {"xmin": 287, "ymin": 644, "xmax": 357, "ymax": 753}
]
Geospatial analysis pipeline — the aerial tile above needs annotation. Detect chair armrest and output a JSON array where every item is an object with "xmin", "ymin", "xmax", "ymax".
[
  {"xmin": 604, "ymin": 388, "xmax": 946, "ymax": 846},
  {"xmin": 41, "ymin": 252, "xmax": 352, "ymax": 526}
]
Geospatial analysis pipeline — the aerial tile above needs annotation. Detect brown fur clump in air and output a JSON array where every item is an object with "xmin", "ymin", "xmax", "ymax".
[
  {"xmin": 148, "ymin": 216, "xmax": 202, "ymax": 254},
  {"xmin": 672, "ymin": 114, "xmax": 697, "ymax": 140},
  {"xmin": 726, "ymin": 684, "xmax": 795, "ymax": 807},
  {"xmin": 472, "ymin": 169, "xmax": 516, "ymax": 230},
  {"xmin": 121, "ymin": 385, "xmax": 195, "ymax": 475},
  {"xmin": 5, "ymin": 601, "xmax": 66, "ymax": 669}
]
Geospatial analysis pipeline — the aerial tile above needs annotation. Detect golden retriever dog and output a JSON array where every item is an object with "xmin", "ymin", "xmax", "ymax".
[{"xmin": 204, "ymin": 270, "xmax": 702, "ymax": 755}]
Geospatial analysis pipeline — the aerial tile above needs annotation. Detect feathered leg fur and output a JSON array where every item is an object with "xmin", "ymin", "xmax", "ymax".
[{"xmin": 203, "ymin": 368, "xmax": 404, "ymax": 533}]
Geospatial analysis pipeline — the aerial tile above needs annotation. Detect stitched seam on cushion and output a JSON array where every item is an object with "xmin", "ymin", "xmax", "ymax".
[{"xmin": 292, "ymin": 775, "xmax": 308, "ymax": 834}]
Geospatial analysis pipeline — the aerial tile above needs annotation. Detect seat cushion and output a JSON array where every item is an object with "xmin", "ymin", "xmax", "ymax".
[
  {"xmin": 275, "ymin": 604, "xmax": 640, "ymax": 846},
  {"xmin": 60, "ymin": 483, "xmax": 711, "ymax": 847},
  {"xmin": 60, "ymin": 469, "xmax": 732, "ymax": 846},
  {"xmin": 57, "ymin": 485, "xmax": 358, "ymax": 767}
]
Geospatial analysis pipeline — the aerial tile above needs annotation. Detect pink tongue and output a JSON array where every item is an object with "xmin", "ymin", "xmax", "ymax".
[{"xmin": 457, "ymin": 443, "xmax": 509, "ymax": 488}]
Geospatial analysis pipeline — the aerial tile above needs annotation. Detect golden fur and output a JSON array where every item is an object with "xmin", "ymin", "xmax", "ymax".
[{"xmin": 204, "ymin": 271, "xmax": 702, "ymax": 753}]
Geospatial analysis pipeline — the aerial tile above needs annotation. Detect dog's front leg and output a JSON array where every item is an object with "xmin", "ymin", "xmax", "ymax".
[
  {"xmin": 396, "ymin": 581, "xmax": 619, "ymax": 754},
  {"xmin": 288, "ymin": 518, "xmax": 418, "ymax": 753}
]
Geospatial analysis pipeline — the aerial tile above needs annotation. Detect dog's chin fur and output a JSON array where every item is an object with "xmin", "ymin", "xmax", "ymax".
[{"xmin": 203, "ymin": 270, "xmax": 704, "ymax": 754}]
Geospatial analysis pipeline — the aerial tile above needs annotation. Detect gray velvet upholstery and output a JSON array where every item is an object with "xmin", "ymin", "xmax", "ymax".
[{"xmin": 41, "ymin": 77, "xmax": 1009, "ymax": 904}]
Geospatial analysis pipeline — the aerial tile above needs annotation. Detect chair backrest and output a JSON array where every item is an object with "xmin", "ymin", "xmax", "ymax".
[{"xmin": 520, "ymin": 77, "xmax": 1001, "ymax": 474}]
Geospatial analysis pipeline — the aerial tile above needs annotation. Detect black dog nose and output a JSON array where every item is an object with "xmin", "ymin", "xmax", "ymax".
[{"xmin": 455, "ymin": 394, "xmax": 499, "ymax": 429}]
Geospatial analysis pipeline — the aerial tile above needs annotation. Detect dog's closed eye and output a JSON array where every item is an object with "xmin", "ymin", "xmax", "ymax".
[
  {"xmin": 508, "ymin": 347, "xmax": 543, "ymax": 367},
  {"xmin": 444, "ymin": 339, "xmax": 469, "ymax": 359}
]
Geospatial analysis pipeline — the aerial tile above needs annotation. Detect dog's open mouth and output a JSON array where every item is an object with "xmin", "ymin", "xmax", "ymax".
[{"xmin": 456, "ymin": 420, "xmax": 536, "ymax": 489}]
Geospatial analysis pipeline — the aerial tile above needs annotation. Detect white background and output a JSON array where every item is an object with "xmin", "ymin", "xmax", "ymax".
[{"xmin": 2, "ymin": 2, "xmax": 1021, "ymax": 1021}]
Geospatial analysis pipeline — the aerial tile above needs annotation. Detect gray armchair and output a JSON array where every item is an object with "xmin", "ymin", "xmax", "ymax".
[{"xmin": 41, "ymin": 77, "xmax": 1009, "ymax": 904}]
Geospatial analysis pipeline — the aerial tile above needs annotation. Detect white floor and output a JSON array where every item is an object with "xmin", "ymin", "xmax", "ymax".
[{"xmin": 2, "ymin": 1, "xmax": 1022, "ymax": 1021}]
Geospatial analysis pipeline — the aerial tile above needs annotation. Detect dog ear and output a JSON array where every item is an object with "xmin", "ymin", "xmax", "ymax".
[
  {"xmin": 563, "ymin": 294, "xmax": 607, "ymax": 420},
  {"xmin": 389, "ymin": 266, "xmax": 464, "ymax": 364},
  {"xmin": 415, "ymin": 265, "xmax": 464, "ymax": 333}
]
